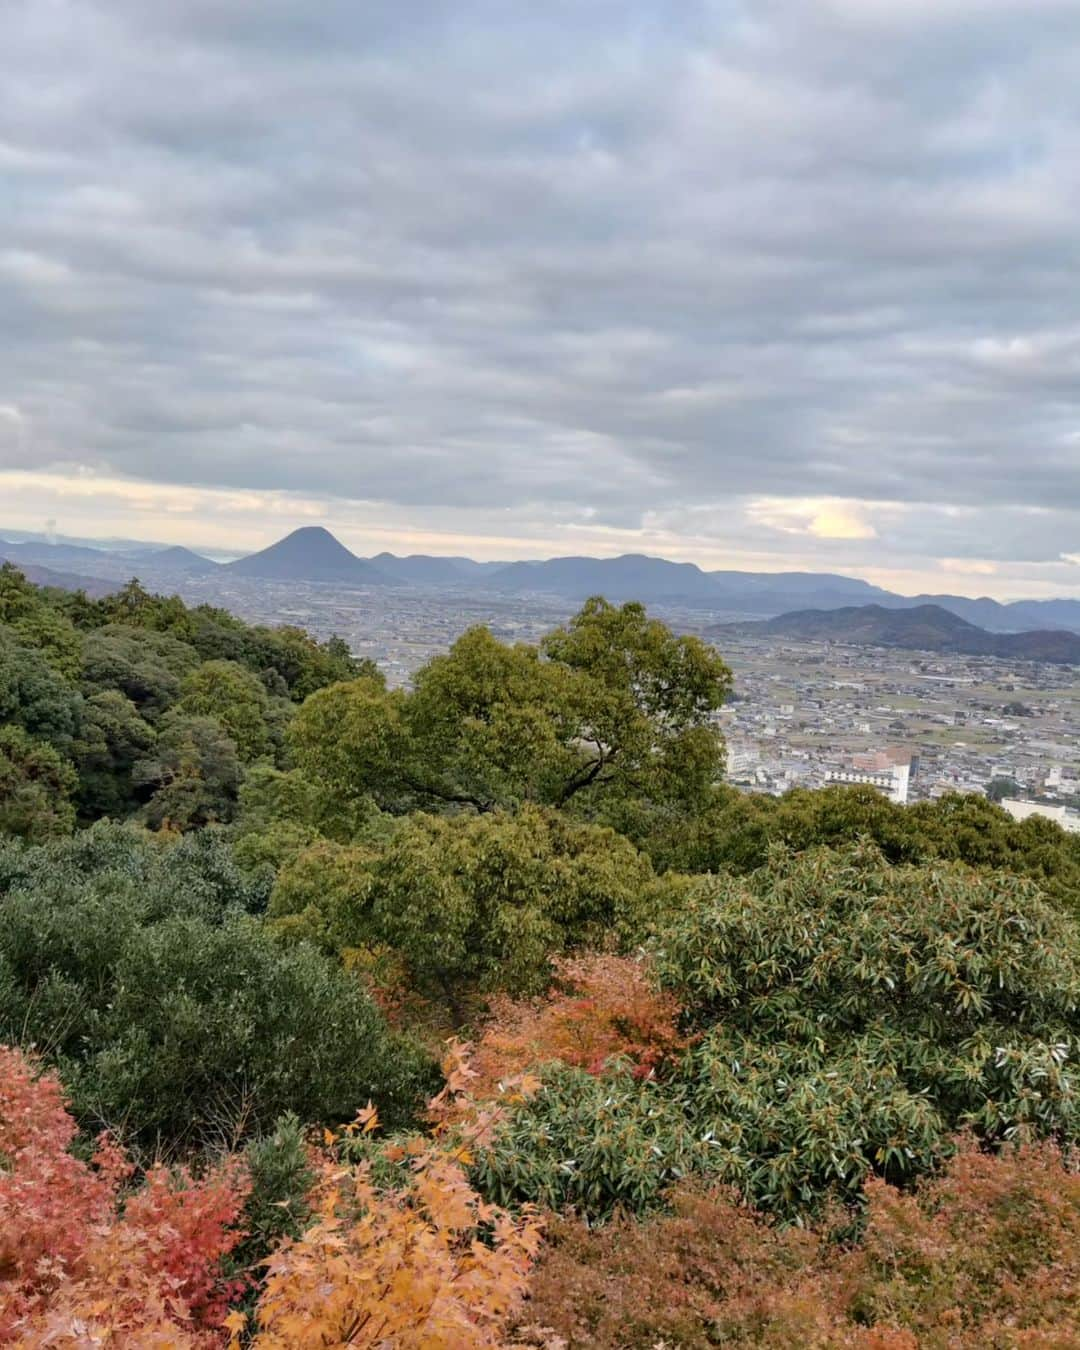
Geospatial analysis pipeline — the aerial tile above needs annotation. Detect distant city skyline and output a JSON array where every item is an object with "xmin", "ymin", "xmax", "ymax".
[{"xmin": 3, "ymin": 3, "xmax": 1080, "ymax": 601}]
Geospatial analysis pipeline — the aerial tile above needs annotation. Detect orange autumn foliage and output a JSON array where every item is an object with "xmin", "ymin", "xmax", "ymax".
[
  {"xmin": 0, "ymin": 1046, "xmax": 249, "ymax": 1348},
  {"xmin": 243, "ymin": 1068, "xmax": 544, "ymax": 1350},
  {"xmin": 519, "ymin": 1136, "xmax": 1080, "ymax": 1348},
  {"xmin": 469, "ymin": 954, "xmax": 685, "ymax": 1101}
]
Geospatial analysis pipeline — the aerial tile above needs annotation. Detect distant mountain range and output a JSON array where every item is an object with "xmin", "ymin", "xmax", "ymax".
[
  {"xmin": 2, "ymin": 526, "xmax": 1079, "ymax": 634},
  {"xmin": 719, "ymin": 603, "xmax": 1080, "ymax": 665}
]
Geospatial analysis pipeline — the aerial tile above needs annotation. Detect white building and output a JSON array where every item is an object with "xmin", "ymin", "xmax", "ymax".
[
  {"xmin": 826, "ymin": 760, "xmax": 910, "ymax": 805},
  {"xmin": 1001, "ymin": 798, "xmax": 1080, "ymax": 834}
]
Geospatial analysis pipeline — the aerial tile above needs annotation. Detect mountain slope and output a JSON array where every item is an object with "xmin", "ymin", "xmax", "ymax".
[
  {"xmin": 0, "ymin": 538, "xmax": 123, "ymax": 572},
  {"xmin": 719, "ymin": 603, "xmax": 1080, "ymax": 664},
  {"xmin": 484, "ymin": 553, "xmax": 894, "ymax": 612},
  {"xmin": 225, "ymin": 527, "xmax": 392, "ymax": 584},
  {"xmin": 368, "ymin": 552, "xmax": 508, "ymax": 585},
  {"xmin": 128, "ymin": 545, "xmax": 219, "ymax": 575},
  {"xmin": 486, "ymin": 554, "xmax": 724, "ymax": 601}
]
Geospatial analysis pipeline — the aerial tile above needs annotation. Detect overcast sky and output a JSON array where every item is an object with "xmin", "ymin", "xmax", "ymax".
[{"xmin": 3, "ymin": 1, "xmax": 1080, "ymax": 597}]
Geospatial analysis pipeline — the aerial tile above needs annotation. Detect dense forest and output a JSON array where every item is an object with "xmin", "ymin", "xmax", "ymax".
[{"xmin": 1, "ymin": 558, "xmax": 1078, "ymax": 1346}]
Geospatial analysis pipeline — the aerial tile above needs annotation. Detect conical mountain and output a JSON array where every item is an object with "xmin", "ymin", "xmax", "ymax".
[{"xmin": 226, "ymin": 527, "xmax": 392, "ymax": 584}]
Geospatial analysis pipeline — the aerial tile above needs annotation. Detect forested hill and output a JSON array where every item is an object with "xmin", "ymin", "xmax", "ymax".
[
  {"xmin": 720, "ymin": 602, "xmax": 1080, "ymax": 664},
  {"xmin": 3, "ymin": 562, "xmax": 1080, "ymax": 1343}
]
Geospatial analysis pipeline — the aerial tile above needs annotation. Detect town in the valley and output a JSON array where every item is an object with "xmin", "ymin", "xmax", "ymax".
[{"xmin": 156, "ymin": 570, "xmax": 1080, "ymax": 833}]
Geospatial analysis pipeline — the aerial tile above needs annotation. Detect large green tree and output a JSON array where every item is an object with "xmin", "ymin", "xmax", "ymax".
[
  {"xmin": 177, "ymin": 658, "xmax": 276, "ymax": 762},
  {"xmin": 0, "ymin": 625, "xmax": 83, "ymax": 748},
  {"xmin": 290, "ymin": 598, "xmax": 732, "ymax": 820},
  {"xmin": 269, "ymin": 803, "xmax": 674, "ymax": 1017},
  {"xmin": 80, "ymin": 624, "xmax": 200, "ymax": 720},
  {"xmin": 133, "ymin": 712, "xmax": 243, "ymax": 829},
  {"xmin": 72, "ymin": 690, "xmax": 156, "ymax": 820}
]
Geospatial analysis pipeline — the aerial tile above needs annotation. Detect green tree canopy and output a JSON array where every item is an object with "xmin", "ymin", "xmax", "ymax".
[
  {"xmin": 290, "ymin": 598, "xmax": 732, "ymax": 820},
  {"xmin": 133, "ymin": 712, "xmax": 243, "ymax": 829},
  {"xmin": 269, "ymin": 803, "xmax": 674, "ymax": 1017},
  {"xmin": 0, "ymin": 725, "xmax": 78, "ymax": 841},
  {"xmin": 71, "ymin": 690, "xmax": 157, "ymax": 820},
  {"xmin": 638, "ymin": 783, "xmax": 1080, "ymax": 915},
  {"xmin": 0, "ymin": 625, "xmax": 83, "ymax": 748},
  {"xmin": 80, "ymin": 624, "xmax": 201, "ymax": 719},
  {"xmin": 177, "ymin": 658, "xmax": 275, "ymax": 762}
]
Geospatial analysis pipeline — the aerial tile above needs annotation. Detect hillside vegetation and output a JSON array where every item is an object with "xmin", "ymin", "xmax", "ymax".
[{"xmin": 1, "ymin": 561, "xmax": 1078, "ymax": 1346}]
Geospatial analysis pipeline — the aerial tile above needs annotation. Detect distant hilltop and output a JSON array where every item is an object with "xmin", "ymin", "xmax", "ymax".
[
  {"xmin": 717, "ymin": 602, "xmax": 1080, "ymax": 665},
  {"xmin": 222, "ymin": 526, "xmax": 389, "ymax": 585},
  {"xmin": 2, "ymin": 526, "xmax": 1080, "ymax": 632}
]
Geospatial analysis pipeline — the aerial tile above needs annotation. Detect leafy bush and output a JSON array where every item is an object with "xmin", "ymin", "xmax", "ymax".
[
  {"xmin": 0, "ymin": 1045, "xmax": 248, "ymax": 1345},
  {"xmin": 238, "ymin": 1112, "xmax": 317, "ymax": 1267},
  {"xmin": 269, "ymin": 805, "xmax": 674, "ymax": 1018},
  {"xmin": 472, "ymin": 845, "xmax": 1080, "ymax": 1220},
  {"xmin": 0, "ymin": 824, "xmax": 434, "ymax": 1148},
  {"xmin": 519, "ymin": 1138, "xmax": 1080, "ymax": 1348}
]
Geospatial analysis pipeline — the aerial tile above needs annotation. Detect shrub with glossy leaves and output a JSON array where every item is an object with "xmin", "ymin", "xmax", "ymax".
[{"xmin": 473, "ymin": 844, "xmax": 1080, "ymax": 1221}]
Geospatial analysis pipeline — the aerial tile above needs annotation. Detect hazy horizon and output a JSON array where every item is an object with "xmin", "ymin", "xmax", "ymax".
[{"xmin": 4, "ymin": 518, "xmax": 1079, "ymax": 605}]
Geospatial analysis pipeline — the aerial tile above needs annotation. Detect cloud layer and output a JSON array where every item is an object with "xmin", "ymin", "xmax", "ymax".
[{"xmin": 2, "ymin": 0, "xmax": 1080, "ymax": 595}]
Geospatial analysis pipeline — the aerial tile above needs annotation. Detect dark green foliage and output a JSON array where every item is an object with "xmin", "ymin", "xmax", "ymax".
[
  {"xmin": 0, "ymin": 725, "xmax": 78, "ymax": 841},
  {"xmin": 91, "ymin": 581, "xmax": 368, "ymax": 701},
  {"xmin": 80, "ymin": 623, "xmax": 200, "ymax": 719},
  {"xmin": 240, "ymin": 1112, "xmax": 317, "ymax": 1257},
  {"xmin": 72, "ymin": 690, "xmax": 156, "ymax": 820},
  {"xmin": 0, "ymin": 571, "xmax": 368, "ymax": 838},
  {"xmin": 0, "ymin": 625, "xmax": 83, "ymax": 748},
  {"xmin": 133, "ymin": 713, "xmax": 243, "ymax": 829},
  {"xmin": 638, "ymin": 782, "xmax": 1080, "ymax": 914},
  {"xmin": 0, "ymin": 824, "xmax": 433, "ymax": 1149},
  {"xmin": 475, "ymin": 844, "xmax": 1080, "ymax": 1221}
]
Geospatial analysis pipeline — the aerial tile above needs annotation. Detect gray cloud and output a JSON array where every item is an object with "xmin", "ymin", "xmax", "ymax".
[{"xmin": 2, "ymin": 0, "xmax": 1080, "ymax": 588}]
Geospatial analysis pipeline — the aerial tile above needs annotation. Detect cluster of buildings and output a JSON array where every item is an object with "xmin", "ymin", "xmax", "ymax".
[{"xmin": 714, "ymin": 632, "xmax": 1080, "ymax": 818}]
